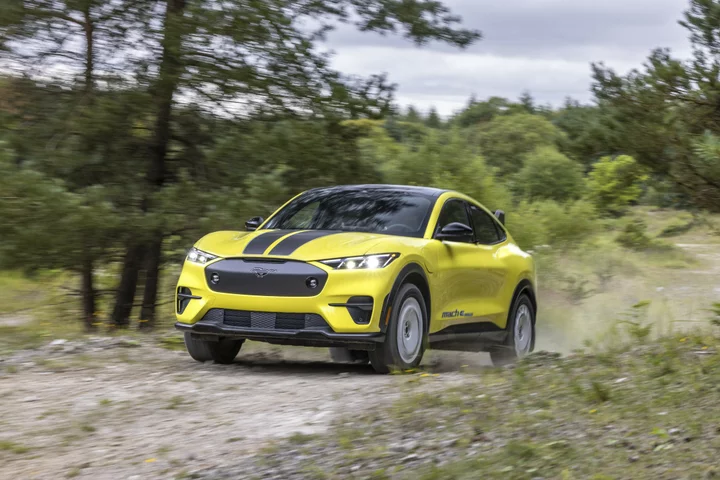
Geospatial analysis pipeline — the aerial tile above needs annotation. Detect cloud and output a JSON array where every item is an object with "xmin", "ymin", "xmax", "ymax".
[{"xmin": 324, "ymin": 0, "xmax": 692, "ymax": 115}]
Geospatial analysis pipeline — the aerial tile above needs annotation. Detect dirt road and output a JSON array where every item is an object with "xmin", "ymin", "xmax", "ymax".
[{"xmin": 0, "ymin": 341, "xmax": 486, "ymax": 480}]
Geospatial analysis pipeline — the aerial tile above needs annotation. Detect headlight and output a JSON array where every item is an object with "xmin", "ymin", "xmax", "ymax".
[
  {"xmin": 320, "ymin": 253, "xmax": 398, "ymax": 270},
  {"xmin": 186, "ymin": 247, "xmax": 218, "ymax": 265}
]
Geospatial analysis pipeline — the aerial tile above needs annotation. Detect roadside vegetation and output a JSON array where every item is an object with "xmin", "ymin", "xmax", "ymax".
[{"xmin": 226, "ymin": 333, "xmax": 720, "ymax": 480}]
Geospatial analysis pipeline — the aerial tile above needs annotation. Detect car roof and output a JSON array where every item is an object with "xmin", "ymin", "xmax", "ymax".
[{"xmin": 304, "ymin": 184, "xmax": 448, "ymax": 198}]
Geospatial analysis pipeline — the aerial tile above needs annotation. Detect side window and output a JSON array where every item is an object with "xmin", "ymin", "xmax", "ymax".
[
  {"xmin": 435, "ymin": 200, "xmax": 472, "ymax": 241},
  {"xmin": 470, "ymin": 206, "xmax": 503, "ymax": 244}
]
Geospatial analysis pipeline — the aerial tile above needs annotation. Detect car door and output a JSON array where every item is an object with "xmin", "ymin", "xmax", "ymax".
[
  {"xmin": 430, "ymin": 198, "xmax": 488, "ymax": 332},
  {"xmin": 467, "ymin": 204, "xmax": 510, "ymax": 326}
]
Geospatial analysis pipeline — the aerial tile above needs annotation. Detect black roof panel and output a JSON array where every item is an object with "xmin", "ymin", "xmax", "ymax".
[{"xmin": 305, "ymin": 184, "xmax": 448, "ymax": 198}]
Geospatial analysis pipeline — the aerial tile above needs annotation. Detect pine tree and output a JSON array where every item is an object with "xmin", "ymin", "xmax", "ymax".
[{"xmin": 425, "ymin": 107, "xmax": 443, "ymax": 129}]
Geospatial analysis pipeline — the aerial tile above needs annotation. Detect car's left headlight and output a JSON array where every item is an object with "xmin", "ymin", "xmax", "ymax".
[
  {"xmin": 186, "ymin": 247, "xmax": 219, "ymax": 265},
  {"xmin": 320, "ymin": 253, "xmax": 398, "ymax": 270}
]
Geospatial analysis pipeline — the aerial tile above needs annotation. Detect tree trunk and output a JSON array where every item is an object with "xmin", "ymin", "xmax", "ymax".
[
  {"xmin": 80, "ymin": 256, "xmax": 96, "ymax": 332},
  {"xmin": 139, "ymin": 235, "xmax": 162, "ymax": 330},
  {"xmin": 82, "ymin": 7, "xmax": 95, "ymax": 94},
  {"xmin": 138, "ymin": 0, "xmax": 186, "ymax": 326},
  {"xmin": 110, "ymin": 243, "xmax": 144, "ymax": 327}
]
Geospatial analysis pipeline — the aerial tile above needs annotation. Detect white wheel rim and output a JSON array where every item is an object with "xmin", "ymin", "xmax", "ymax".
[
  {"xmin": 396, "ymin": 297, "xmax": 423, "ymax": 364},
  {"xmin": 514, "ymin": 304, "xmax": 533, "ymax": 356}
]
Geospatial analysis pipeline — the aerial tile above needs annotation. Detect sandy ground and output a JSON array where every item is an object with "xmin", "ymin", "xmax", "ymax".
[{"xmin": 0, "ymin": 343, "xmax": 489, "ymax": 480}]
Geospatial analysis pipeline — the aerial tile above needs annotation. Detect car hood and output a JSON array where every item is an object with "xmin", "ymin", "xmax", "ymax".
[{"xmin": 195, "ymin": 229, "xmax": 406, "ymax": 262}]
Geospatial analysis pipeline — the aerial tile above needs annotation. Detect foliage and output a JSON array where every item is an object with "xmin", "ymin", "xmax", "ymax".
[
  {"xmin": 507, "ymin": 200, "xmax": 598, "ymax": 249},
  {"xmin": 351, "ymin": 123, "xmax": 513, "ymax": 211},
  {"xmin": 657, "ymin": 215, "xmax": 698, "ymax": 238},
  {"xmin": 0, "ymin": 149, "xmax": 119, "ymax": 271},
  {"xmin": 551, "ymin": 98, "xmax": 614, "ymax": 167},
  {"xmin": 592, "ymin": 0, "xmax": 720, "ymax": 211},
  {"xmin": 470, "ymin": 113, "xmax": 566, "ymax": 176},
  {"xmin": 711, "ymin": 303, "xmax": 720, "ymax": 328},
  {"xmin": 515, "ymin": 146, "xmax": 585, "ymax": 202},
  {"xmin": 452, "ymin": 96, "xmax": 530, "ymax": 127},
  {"xmin": 587, "ymin": 155, "xmax": 648, "ymax": 215},
  {"xmin": 615, "ymin": 218, "xmax": 653, "ymax": 250},
  {"xmin": 616, "ymin": 301, "xmax": 653, "ymax": 342}
]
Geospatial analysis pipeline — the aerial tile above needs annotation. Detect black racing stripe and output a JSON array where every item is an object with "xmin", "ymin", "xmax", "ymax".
[
  {"xmin": 242, "ymin": 230, "xmax": 297, "ymax": 255},
  {"xmin": 268, "ymin": 230, "xmax": 340, "ymax": 256}
]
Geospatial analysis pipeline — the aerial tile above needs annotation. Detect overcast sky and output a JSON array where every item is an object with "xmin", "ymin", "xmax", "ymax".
[{"xmin": 325, "ymin": 0, "xmax": 692, "ymax": 116}]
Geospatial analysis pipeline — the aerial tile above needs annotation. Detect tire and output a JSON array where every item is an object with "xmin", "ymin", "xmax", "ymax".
[
  {"xmin": 369, "ymin": 283, "xmax": 427, "ymax": 374},
  {"xmin": 490, "ymin": 293, "xmax": 535, "ymax": 367},
  {"xmin": 329, "ymin": 348, "xmax": 370, "ymax": 364},
  {"xmin": 183, "ymin": 333, "xmax": 244, "ymax": 365}
]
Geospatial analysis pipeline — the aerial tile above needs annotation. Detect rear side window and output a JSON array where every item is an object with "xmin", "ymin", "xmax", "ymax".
[{"xmin": 470, "ymin": 206, "xmax": 504, "ymax": 244}]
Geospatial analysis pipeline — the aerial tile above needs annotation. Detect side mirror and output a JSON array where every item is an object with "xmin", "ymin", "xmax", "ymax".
[
  {"xmin": 245, "ymin": 216, "xmax": 264, "ymax": 231},
  {"xmin": 435, "ymin": 222, "xmax": 474, "ymax": 242},
  {"xmin": 494, "ymin": 210, "xmax": 505, "ymax": 225}
]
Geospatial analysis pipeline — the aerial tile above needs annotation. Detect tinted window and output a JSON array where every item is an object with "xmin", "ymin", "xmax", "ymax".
[
  {"xmin": 471, "ymin": 206, "xmax": 503, "ymax": 244},
  {"xmin": 264, "ymin": 189, "xmax": 434, "ymax": 238},
  {"xmin": 435, "ymin": 200, "xmax": 472, "ymax": 242}
]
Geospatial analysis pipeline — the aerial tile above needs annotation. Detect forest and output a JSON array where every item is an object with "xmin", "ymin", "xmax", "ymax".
[{"xmin": 0, "ymin": 0, "xmax": 719, "ymax": 333}]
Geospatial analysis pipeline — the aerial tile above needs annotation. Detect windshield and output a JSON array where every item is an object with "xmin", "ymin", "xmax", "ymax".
[{"xmin": 263, "ymin": 189, "xmax": 435, "ymax": 238}]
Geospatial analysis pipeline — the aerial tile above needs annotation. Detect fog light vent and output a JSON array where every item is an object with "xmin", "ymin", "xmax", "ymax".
[
  {"xmin": 177, "ymin": 287, "xmax": 195, "ymax": 314},
  {"xmin": 346, "ymin": 296, "xmax": 373, "ymax": 325}
]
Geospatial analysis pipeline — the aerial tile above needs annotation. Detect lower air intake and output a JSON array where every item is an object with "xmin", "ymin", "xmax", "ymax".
[{"xmin": 201, "ymin": 309, "xmax": 329, "ymax": 331}]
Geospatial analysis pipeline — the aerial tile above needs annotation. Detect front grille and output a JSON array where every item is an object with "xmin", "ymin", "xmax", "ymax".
[
  {"xmin": 200, "ymin": 308, "xmax": 329, "ymax": 331},
  {"xmin": 204, "ymin": 259, "xmax": 328, "ymax": 297}
]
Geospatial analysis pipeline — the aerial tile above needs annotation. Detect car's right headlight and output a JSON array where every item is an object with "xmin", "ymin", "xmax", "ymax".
[
  {"xmin": 320, "ymin": 253, "xmax": 398, "ymax": 270},
  {"xmin": 186, "ymin": 247, "xmax": 218, "ymax": 265}
]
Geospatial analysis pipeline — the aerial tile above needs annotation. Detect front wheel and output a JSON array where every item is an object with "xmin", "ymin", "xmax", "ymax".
[
  {"xmin": 490, "ymin": 293, "xmax": 535, "ymax": 366},
  {"xmin": 183, "ymin": 333, "xmax": 244, "ymax": 364},
  {"xmin": 369, "ymin": 284, "xmax": 427, "ymax": 374}
]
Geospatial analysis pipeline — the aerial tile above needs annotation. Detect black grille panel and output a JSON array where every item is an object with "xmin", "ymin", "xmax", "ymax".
[
  {"xmin": 201, "ymin": 309, "xmax": 330, "ymax": 331},
  {"xmin": 224, "ymin": 310, "xmax": 250, "ymax": 327},
  {"xmin": 205, "ymin": 259, "xmax": 327, "ymax": 297}
]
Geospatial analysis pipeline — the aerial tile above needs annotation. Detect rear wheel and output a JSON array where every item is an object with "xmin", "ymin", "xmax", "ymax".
[
  {"xmin": 183, "ymin": 333, "xmax": 244, "ymax": 364},
  {"xmin": 329, "ymin": 348, "xmax": 370, "ymax": 364},
  {"xmin": 369, "ymin": 284, "xmax": 427, "ymax": 374},
  {"xmin": 490, "ymin": 293, "xmax": 535, "ymax": 366}
]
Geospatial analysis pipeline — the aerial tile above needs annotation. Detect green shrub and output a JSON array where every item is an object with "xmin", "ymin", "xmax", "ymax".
[
  {"xmin": 381, "ymin": 128, "xmax": 514, "ymax": 211},
  {"xmin": 640, "ymin": 177, "xmax": 682, "ymax": 208},
  {"xmin": 505, "ymin": 202, "xmax": 549, "ymax": 249},
  {"xmin": 710, "ymin": 303, "xmax": 720, "ymax": 328},
  {"xmin": 515, "ymin": 146, "xmax": 584, "ymax": 202},
  {"xmin": 658, "ymin": 215, "xmax": 697, "ymax": 237},
  {"xmin": 615, "ymin": 218, "xmax": 653, "ymax": 250},
  {"xmin": 587, "ymin": 155, "xmax": 648, "ymax": 216},
  {"xmin": 507, "ymin": 200, "xmax": 599, "ymax": 249},
  {"xmin": 470, "ymin": 113, "xmax": 566, "ymax": 175}
]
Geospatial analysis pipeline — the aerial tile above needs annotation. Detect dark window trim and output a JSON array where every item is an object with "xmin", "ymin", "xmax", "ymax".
[{"xmin": 467, "ymin": 203, "xmax": 507, "ymax": 246}]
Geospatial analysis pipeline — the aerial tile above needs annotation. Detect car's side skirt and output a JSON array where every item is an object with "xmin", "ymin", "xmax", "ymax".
[{"xmin": 428, "ymin": 322, "xmax": 508, "ymax": 352}]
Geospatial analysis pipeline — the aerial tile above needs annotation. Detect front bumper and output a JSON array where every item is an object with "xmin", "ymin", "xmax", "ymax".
[
  {"xmin": 175, "ymin": 257, "xmax": 399, "ymax": 334},
  {"xmin": 175, "ymin": 320, "xmax": 384, "ymax": 349}
]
